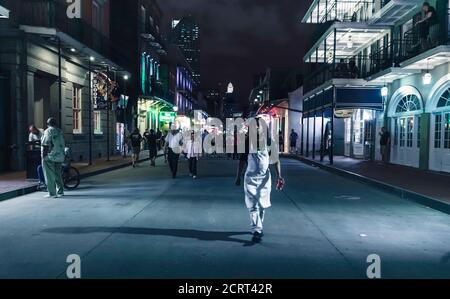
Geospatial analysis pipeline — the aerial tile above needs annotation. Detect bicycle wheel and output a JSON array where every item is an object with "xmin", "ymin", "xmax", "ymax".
[{"xmin": 63, "ymin": 166, "xmax": 80, "ymax": 190}]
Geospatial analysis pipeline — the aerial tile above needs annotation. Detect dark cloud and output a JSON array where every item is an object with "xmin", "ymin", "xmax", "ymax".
[{"xmin": 158, "ymin": 0, "xmax": 315, "ymax": 105}]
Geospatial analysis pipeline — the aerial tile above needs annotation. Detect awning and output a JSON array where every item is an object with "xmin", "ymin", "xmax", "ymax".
[
  {"xmin": 0, "ymin": 5, "xmax": 9, "ymax": 19},
  {"xmin": 370, "ymin": 0, "xmax": 422, "ymax": 26},
  {"xmin": 303, "ymin": 86, "xmax": 383, "ymax": 114},
  {"xmin": 139, "ymin": 96, "xmax": 175, "ymax": 112},
  {"xmin": 19, "ymin": 25, "xmax": 130, "ymax": 76}
]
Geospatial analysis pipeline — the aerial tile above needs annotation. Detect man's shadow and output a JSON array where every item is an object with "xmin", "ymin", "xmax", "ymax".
[{"xmin": 43, "ymin": 227, "xmax": 258, "ymax": 246}]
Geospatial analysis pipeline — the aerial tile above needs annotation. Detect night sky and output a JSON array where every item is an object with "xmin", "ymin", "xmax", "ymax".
[{"xmin": 158, "ymin": 0, "xmax": 318, "ymax": 106}]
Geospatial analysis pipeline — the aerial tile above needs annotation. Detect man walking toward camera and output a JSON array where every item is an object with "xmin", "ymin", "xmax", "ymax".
[
  {"xmin": 165, "ymin": 124, "xmax": 183, "ymax": 178},
  {"xmin": 41, "ymin": 117, "xmax": 65, "ymax": 198}
]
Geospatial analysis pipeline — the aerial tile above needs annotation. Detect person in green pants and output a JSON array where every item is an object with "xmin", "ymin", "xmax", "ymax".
[{"xmin": 41, "ymin": 117, "xmax": 66, "ymax": 198}]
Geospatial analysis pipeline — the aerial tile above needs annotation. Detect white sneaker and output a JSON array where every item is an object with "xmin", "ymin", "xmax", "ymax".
[
  {"xmin": 44, "ymin": 194, "xmax": 56, "ymax": 198},
  {"xmin": 56, "ymin": 194, "xmax": 64, "ymax": 198}
]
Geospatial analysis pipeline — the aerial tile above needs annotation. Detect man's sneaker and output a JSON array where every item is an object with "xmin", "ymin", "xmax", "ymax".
[
  {"xmin": 44, "ymin": 194, "xmax": 56, "ymax": 198},
  {"xmin": 252, "ymin": 231, "xmax": 264, "ymax": 243},
  {"xmin": 56, "ymin": 194, "xmax": 64, "ymax": 198}
]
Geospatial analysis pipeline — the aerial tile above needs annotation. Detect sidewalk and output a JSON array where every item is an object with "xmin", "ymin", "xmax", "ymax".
[
  {"xmin": 285, "ymin": 154, "xmax": 450, "ymax": 213},
  {"xmin": 0, "ymin": 151, "xmax": 152, "ymax": 201}
]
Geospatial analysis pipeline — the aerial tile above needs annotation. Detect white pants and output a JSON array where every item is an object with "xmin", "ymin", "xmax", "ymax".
[{"xmin": 249, "ymin": 204, "xmax": 265, "ymax": 233}]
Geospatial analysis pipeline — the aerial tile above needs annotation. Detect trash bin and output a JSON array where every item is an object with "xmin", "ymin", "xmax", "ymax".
[{"xmin": 26, "ymin": 149, "xmax": 41, "ymax": 180}]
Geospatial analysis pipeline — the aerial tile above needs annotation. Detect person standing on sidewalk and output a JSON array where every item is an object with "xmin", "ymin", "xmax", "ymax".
[
  {"xmin": 379, "ymin": 127, "xmax": 391, "ymax": 163},
  {"xmin": 130, "ymin": 128, "xmax": 143, "ymax": 168},
  {"xmin": 186, "ymin": 130, "xmax": 201, "ymax": 179},
  {"xmin": 235, "ymin": 114, "xmax": 284, "ymax": 243},
  {"xmin": 289, "ymin": 129, "xmax": 298, "ymax": 153},
  {"xmin": 144, "ymin": 129, "xmax": 158, "ymax": 167},
  {"xmin": 41, "ymin": 118, "xmax": 65, "ymax": 198},
  {"xmin": 165, "ymin": 124, "xmax": 183, "ymax": 178}
]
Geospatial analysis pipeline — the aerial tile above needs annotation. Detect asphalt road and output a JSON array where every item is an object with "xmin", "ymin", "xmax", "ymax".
[{"xmin": 0, "ymin": 157, "xmax": 449, "ymax": 279}]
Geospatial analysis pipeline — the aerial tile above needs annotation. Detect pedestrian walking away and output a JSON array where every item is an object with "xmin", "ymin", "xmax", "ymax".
[
  {"xmin": 165, "ymin": 124, "xmax": 183, "ymax": 178},
  {"xmin": 130, "ymin": 128, "xmax": 143, "ymax": 167},
  {"xmin": 235, "ymin": 114, "xmax": 284, "ymax": 243},
  {"xmin": 41, "ymin": 117, "xmax": 66, "ymax": 198},
  {"xmin": 144, "ymin": 129, "xmax": 158, "ymax": 167}
]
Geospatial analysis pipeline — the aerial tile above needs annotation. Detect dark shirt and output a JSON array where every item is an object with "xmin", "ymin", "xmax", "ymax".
[
  {"xmin": 427, "ymin": 6, "xmax": 439, "ymax": 25},
  {"xmin": 380, "ymin": 132, "xmax": 391, "ymax": 146},
  {"xmin": 145, "ymin": 133, "xmax": 158, "ymax": 149},
  {"xmin": 130, "ymin": 133, "xmax": 142, "ymax": 147}
]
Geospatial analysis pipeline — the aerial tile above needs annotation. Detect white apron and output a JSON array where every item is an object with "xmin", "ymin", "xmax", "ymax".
[{"xmin": 244, "ymin": 149, "xmax": 272, "ymax": 209}]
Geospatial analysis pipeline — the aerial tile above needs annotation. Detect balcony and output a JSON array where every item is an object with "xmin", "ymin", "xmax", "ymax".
[
  {"xmin": 367, "ymin": 19, "xmax": 450, "ymax": 82},
  {"xmin": 304, "ymin": 55, "xmax": 379, "ymax": 94},
  {"xmin": 303, "ymin": 0, "xmax": 373, "ymax": 24},
  {"xmin": 370, "ymin": 0, "xmax": 423, "ymax": 25},
  {"xmin": 9, "ymin": 0, "xmax": 113, "ymax": 61}
]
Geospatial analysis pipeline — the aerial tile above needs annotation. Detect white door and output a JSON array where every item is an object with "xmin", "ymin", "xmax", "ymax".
[
  {"xmin": 391, "ymin": 116, "xmax": 420, "ymax": 168},
  {"xmin": 430, "ymin": 112, "xmax": 450, "ymax": 172}
]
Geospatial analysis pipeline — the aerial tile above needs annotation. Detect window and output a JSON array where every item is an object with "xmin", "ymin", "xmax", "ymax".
[
  {"xmin": 92, "ymin": 1, "xmax": 101, "ymax": 32},
  {"xmin": 72, "ymin": 86, "xmax": 82, "ymax": 134},
  {"xmin": 94, "ymin": 111, "xmax": 102, "ymax": 134},
  {"xmin": 445, "ymin": 113, "xmax": 450, "ymax": 149},
  {"xmin": 399, "ymin": 118, "xmax": 406, "ymax": 147},
  {"xmin": 140, "ymin": 5, "xmax": 146, "ymax": 32},
  {"xmin": 396, "ymin": 95, "xmax": 421, "ymax": 114},
  {"xmin": 417, "ymin": 116, "xmax": 421, "ymax": 148},
  {"xmin": 435, "ymin": 114, "xmax": 442, "ymax": 148},
  {"xmin": 407, "ymin": 117, "xmax": 414, "ymax": 148},
  {"xmin": 437, "ymin": 89, "xmax": 450, "ymax": 108},
  {"xmin": 394, "ymin": 118, "xmax": 399, "ymax": 146}
]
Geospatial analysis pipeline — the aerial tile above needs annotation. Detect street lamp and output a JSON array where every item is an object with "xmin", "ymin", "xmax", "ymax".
[
  {"xmin": 173, "ymin": 106, "xmax": 179, "ymax": 112},
  {"xmin": 422, "ymin": 58, "xmax": 432, "ymax": 85},
  {"xmin": 89, "ymin": 56, "xmax": 95, "ymax": 62}
]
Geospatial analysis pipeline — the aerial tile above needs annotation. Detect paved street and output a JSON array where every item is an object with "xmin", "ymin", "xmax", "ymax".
[{"xmin": 0, "ymin": 157, "xmax": 450, "ymax": 279}]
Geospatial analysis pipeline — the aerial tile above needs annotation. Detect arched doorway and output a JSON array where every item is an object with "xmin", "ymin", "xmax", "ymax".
[
  {"xmin": 429, "ymin": 86, "xmax": 450, "ymax": 172},
  {"xmin": 388, "ymin": 87, "xmax": 423, "ymax": 168}
]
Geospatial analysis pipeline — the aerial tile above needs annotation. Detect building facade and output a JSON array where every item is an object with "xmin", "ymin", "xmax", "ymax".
[
  {"xmin": 0, "ymin": 0, "xmax": 130, "ymax": 172},
  {"xmin": 170, "ymin": 16, "xmax": 201, "ymax": 87},
  {"xmin": 301, "ymin": 0, "xmax": 450, "ymax": 173}
]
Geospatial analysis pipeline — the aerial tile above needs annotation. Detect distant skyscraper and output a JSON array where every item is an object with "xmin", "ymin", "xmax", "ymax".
[{"xmin": 170, "ymin": 16, "xmax": 201, "ymax": 87}]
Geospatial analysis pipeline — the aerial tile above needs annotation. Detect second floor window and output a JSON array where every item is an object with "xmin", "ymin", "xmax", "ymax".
[
  {"xmin": 72, "ymin": 86, "xmax": 82, "ymax": 134},
  {"xmin": 140, "ymin": 6, "xmax": 146, "ymax": 32}
]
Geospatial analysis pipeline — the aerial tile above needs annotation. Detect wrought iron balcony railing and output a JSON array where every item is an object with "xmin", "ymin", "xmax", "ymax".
[{"xmin": 305, "ymin": 0, "xmax": 373, "ymax": 23}]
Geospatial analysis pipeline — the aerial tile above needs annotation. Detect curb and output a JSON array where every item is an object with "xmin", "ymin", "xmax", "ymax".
[
  {"xmin": 284, "ymin": 154, "xmax": 450, "ymax": 215},
  {"xmin": 0, "ymin": 155, "xmax": 160, "ymax": 203}
]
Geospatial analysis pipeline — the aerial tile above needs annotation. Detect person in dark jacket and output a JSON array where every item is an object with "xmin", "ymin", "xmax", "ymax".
[{"xmin": 144, "ymin": 129, "xmax": 158, "ymax": 167}]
